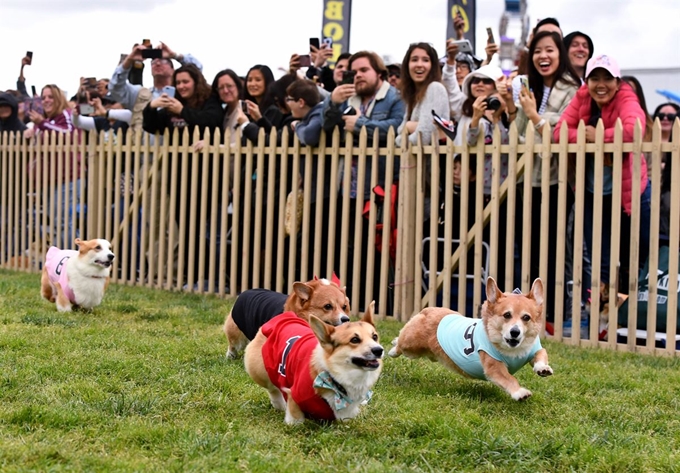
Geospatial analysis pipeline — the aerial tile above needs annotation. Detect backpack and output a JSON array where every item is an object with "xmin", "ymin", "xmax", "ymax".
[{"xmin": 363, "ymin": 183, "xmax": 398, "ymax": 262}]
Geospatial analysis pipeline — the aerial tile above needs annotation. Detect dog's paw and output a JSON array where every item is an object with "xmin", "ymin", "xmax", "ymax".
[
  {"xmin": 511, "ymin": 387, "xmax": 532, "ymax": 401},
  {"xmin": 387, "ymin": 346, "xmax": 400, "ymax": 358},
  {"xmin": 284, "ymin": 413, "xmax": 305, "ymax": 426},
  {"xmin": 533, "ymin": 362, "xmax": 553, "ymax": 377},
  {"xmin": 390, "ymin": 337, "xmax": 398, "ymax": 346},
  {"xmin": 226, "ymin": 348, "xmax": 239, "ymax": 360},
  {"xmin": 57, "ymin": 304, "xmax": 72, "ymax": 312}
]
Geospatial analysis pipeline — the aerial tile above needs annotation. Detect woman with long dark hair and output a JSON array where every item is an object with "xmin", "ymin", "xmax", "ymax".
[
  {"xmin": 396, "ymin": 42, "xmax": 450, "ymax": 146},
  {"xmin": 509, "ymin": 30, "xmax": 581, "ymax": 319},
  {"xmin": 242, "ymin": 65, "xmax": 275, "ymax": 122},
  {"xmin": 143, "ymin": 64, "xmax": 223, "ymax": 142}
]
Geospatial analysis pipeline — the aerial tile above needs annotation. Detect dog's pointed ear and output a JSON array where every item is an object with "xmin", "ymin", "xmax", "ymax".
[
  {"xmin": 361, "ymin": 300, "xmax": 376, "ymax": 327},
  {"xmin": 486, "ymin": 277, "xmax": 502, "ymax": 303},
  {"xmin": 530, "ymin": 278, "xmax": 544, "ymax": 306},
  {"xmin": 292, "ymin": 281, "xmax": 312, "ymax": 304},
  {"xmin": 309, "ymin": 315, "xmax": 334, "ymax": 348},
  {"xmin": 74, "ymin": 238, "xmax": 82, "ymax": 247}
]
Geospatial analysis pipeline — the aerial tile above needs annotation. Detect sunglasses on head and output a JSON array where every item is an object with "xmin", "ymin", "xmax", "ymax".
[
  {"xmin": 656, "ymin": 113, "xmax": 677, "ymax": 121},
  {"xmin": 471, "ymin": 77, "xmax": 495, "ymax": 85}
]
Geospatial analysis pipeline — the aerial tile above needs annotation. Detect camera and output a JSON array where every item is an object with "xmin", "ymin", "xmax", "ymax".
[
  {"xmin": 241, "ymin": 100, "xmax": 248, "ymax": 113},
  {"xmin": 484, "ymin": 96, "xmax": 501, "ymax": 111},
  {"xmin": 341, "ymin": 70, "xmax": 356, "ymax": 85}
]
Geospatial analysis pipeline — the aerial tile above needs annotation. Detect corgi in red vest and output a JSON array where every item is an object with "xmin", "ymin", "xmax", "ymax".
[{"xmin": 245, "ymin": 301, "xmax": 383, "ymax": 424}]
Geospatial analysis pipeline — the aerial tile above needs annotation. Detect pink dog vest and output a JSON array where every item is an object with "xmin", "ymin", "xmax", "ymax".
[{"xmin": 45, "ymin": 247, "xmax": 77, "ymax": 302}]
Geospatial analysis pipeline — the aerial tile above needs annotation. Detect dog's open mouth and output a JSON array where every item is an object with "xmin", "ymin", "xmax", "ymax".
[
  {"xmin": 351, "ymin": 357, "xmax": 381, "ymax": 370},
  {"xmin": 95, "ymin": 259, "xmax": 113, "ymax": 268},
  {"xmin": 505, "ymin": 338, "xmax": 521, "ymax": 348}
]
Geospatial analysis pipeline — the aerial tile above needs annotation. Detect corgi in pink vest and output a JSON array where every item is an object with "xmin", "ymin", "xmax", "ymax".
[{"xmin": 41, "ymin": 238, "xmax": 114, "ymax": 312}]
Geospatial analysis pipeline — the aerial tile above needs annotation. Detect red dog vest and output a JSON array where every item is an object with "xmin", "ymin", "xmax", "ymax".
[{"xmin": 261, "ymin": 312, "xmax": 335, "ymax": 421}]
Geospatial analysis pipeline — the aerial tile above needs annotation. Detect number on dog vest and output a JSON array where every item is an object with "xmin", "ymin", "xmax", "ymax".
[
  {"xmin": 463, "ymin": 323, "xmax": 477, "ymax": 356},
  {"xmin": 278, "ymin": 336, "xmax": 301, "ymax": 376},
  {"xmin": 55, "ymin": 255, "xmax": 70, "ymax": 275}
]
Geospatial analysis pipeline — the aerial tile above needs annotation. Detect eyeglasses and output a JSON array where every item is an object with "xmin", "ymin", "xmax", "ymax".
[
  {"xmin": 151, "ymin": 59, "xmax": 171, "ymax": 66},
  {"xmin": 656, "ymin": 113, "xmax": 677, "ymax": 121},
  {"xmin": 471, "ymin": 77, "xmax": 495, "ymax": 85},
  {"xmin": 455, "ymin": 63, "xmax": 471, "ymax": 71},
  {"xmin": 285, "ymin": 96, "xmax": 297, "ymax": 102},
  {"xmin": 217, "ymin": 83, "xmax": 237, "ymax": 91}
]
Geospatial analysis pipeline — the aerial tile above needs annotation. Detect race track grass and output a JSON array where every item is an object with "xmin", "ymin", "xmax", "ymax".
[{"xmin": 0, "ymin": 269, "xmax": 678, "ymax": 472}]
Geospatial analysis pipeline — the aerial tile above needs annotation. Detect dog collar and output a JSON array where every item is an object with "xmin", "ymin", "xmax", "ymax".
[{"xmin": 313, "ymin": 371, "xmax": 372, "ymax": 410}]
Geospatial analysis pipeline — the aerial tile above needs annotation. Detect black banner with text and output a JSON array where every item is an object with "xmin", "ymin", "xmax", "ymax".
[
  {"xmin": 322, "ymin": 0, "xmax": 352, "ymax": 67},
  {"xmin": 447, "ymin": 0, "xmax": 476, "ymax": 53}
]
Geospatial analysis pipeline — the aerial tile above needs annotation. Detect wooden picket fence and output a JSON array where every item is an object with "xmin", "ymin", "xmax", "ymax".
[{"xmin": 1, "ymin": 118, "xmax": 679, "ymax": 356}]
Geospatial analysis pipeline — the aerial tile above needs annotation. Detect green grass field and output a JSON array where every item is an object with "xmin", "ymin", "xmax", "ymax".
[{"xmin": 0, "ymin": 269, "xmax": 679, "ymax": 472}]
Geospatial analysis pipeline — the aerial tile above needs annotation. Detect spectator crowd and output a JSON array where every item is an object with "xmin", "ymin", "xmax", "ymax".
[{"xmin": 1, "ymin": 14, "xmax": 677, "ymax": 325}]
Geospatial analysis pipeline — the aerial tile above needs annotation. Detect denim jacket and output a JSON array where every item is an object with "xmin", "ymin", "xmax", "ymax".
[{"xmin": 322, "ymin": 81, "xmax": 405, "ymax": 198}]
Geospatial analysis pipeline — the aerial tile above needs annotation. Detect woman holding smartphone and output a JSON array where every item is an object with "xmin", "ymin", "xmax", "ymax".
[
  {"xmin": 24, "ymin": 84, "xmax": 81, "ymax": 248},
  {"xmin": 509, "ymin": 30, "xmax": 581, "ymax": 319},
  {"xmin": 396, "ymin": 42, "xmax": 450, "ymax": 147},
  {"xmin": 241, "ymin": 65, "xmax": 275, "ymax": 122},
  {"xmin": 143, "ymin": 64, "xmax": 223, "ymax": 143}
]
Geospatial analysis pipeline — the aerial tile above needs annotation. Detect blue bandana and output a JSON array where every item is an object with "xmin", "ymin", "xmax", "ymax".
[{"xmin": 313, "ymin": 371, "xmax": 372, "ymax": 410}]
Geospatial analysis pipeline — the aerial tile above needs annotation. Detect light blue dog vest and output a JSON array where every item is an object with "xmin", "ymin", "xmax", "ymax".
[{"xmin": 437, "ymin": 314, "xmax": 542, "ymax": 379}]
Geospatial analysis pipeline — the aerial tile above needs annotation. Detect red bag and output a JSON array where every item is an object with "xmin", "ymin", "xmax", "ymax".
[{"xmin": 363, "ymin": 184, "xmax": 398, "ymax": 262}]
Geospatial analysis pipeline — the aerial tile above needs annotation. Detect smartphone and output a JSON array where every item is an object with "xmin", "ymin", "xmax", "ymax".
[
  {"xmin": 26, "ymin": 51, "xmax": 33, "ymax": 65},
  {"xmin": 141, "ymin": 48, "xmax": 163, "ymax": 59},
  {"xmin": 341, "ymin": 70, "xmax": 356, "ymax": 85},
  {"xmin": 486, "ymin": 27, "xmax": 495, "ymax": 44},
  {"xmin": 162, "ymin": 85, "xmax": 175, "ymax": 98},
  {"xmin": 343, "ymin": 105, "xmax": 356, "ymax": 116},
  {"xmin": 452, "ymin": 39, "xmax": 473, "ymax": 54},
  {"xmin": 31, "ymin": 97, "xmax": 44, "ymax": 115},
  {"xmin": 309, "ymin": 38, "xmax": 320, "ymax": 51},
  {"xmin": 78, "ymin": 103, "xmax": 95, "ymax": 116},
  {"xmin": 119, "ymin": 53, "xmax": 128, "ymax": 65},
  {"xmin": 86, "ymin": 77, "xmax": 97, "ymax": 87},
  {"xmin": 520, "ymin": 76, "xmax": 529, "ymax": 90},
  {"xmin": 298, "ymin": 54, "xmax": 312, "ymax": 67},
  {"xmin": 241, "ymin": 100, "xmax": 248, "ymax": 113},
  {"xmin": 31, "ymin": 85, "xmax": 37, "ymax": 97},
  {"xmin": 322, "ymin": 36, "xmax": 333, "ymax": 48}
]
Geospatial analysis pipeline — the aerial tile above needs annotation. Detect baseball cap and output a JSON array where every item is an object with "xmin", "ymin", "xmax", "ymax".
[{"xmin": 585, "ymin": 54, "xmax": 621, "ymax": 79}]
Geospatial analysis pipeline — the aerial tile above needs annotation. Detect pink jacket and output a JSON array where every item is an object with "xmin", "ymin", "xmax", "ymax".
[
  {"xmin": 44, "ymin": 246, "xmax": 77, "ymax": 303},
  {"xmin": 554, "ymin": 82, "xmax": 647, "ymax": 215}
]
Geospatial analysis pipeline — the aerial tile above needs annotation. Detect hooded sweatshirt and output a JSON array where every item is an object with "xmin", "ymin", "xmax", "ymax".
[{"xmin": 0, "ymin": 93, "xmax": 27, "ymax": 133}]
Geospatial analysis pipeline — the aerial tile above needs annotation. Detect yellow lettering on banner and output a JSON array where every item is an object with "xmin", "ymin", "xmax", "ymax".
[
  {"xmin": 451, "ymin": 5, "xmax": 470, "ymax": 33},
  {"xmin": 323, "ymin": 23, "xmax": 344, "ymax": 41},
  {"xmin": 331, "ymin": 43, "xmax": 343, "ymax": 61},
  {"xmin": 324, "ymin": 1, "xmax": 344, "ymax": 20}
]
